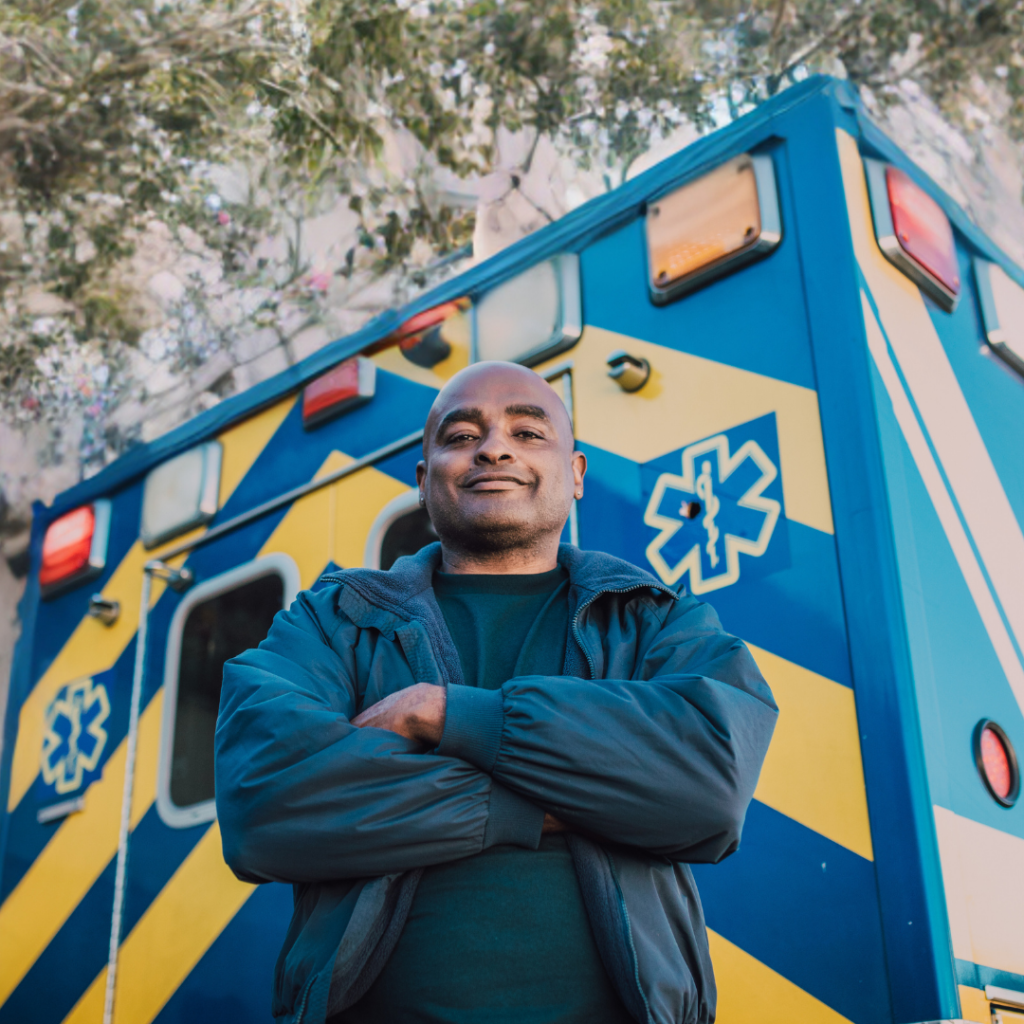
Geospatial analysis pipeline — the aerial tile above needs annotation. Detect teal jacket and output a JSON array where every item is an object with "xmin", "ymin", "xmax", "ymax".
[{"xmin": 215, "ymin": 544, "xmax": 777, "ymax": 1024}]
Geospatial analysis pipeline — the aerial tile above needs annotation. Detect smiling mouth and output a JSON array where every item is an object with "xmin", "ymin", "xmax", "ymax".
[{"xmin": 462, "ymin": 475, "xmax": 530, "ymax": 490}]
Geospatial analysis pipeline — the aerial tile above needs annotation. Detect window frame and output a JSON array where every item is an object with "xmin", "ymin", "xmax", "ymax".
[
  {"xmin": 362, "ymin": 489, "xmax": 422, "ymax": 570},
  {"xmin": 156, "ymin": 552, "xmax": 300, "ymax": 828}
]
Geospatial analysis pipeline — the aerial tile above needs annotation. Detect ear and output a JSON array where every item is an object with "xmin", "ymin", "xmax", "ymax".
[
  {"xmin": 571, "ymin": 450, "xmax": 587, "ymax": 498},
  {"xmin": 416, "ymin": 460, "xmax": 427, "ymax": 492}
]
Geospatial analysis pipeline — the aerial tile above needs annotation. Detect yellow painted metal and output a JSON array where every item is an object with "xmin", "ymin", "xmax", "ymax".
[
  {"xmin": 258, "ymin": 453, "xmax": 339, "ymax": 591},
  {"xmin": 61, "ymin": 821, "xmax": 254, "ymax": 1024},
  {"xmin": 217, "ymin": 396, "xmax": 296, "ymax": 504},
  {"xmin": 959, "ymin": 984, "xmax": 992, "ymax": 1024},
  {"xmin": 0, "ymin": 690, "xmax": 163, "ymax": 1008},
  {"xmin": 708, "ymin": 928, "xmax": 853, "ymax": 1024},
  {"xmin": 7, "ymin": 397, "xmax": 295, "ymax": 814},
  {"xmin": 329, "ymin": 458, "xmax": 411, "ymax": 570},
  {"xmin": 534, "ymin": 325, "xmax": 834, "ymax": 536},
  {"xmin": 749, "ymin": 643, "xmax": 874, "ymax": 861},
  {"xmin": 258, "ymin": 450, "xmax": 410, "ymax": 584}
]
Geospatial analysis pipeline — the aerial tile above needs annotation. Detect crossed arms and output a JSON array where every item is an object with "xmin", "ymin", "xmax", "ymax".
[{"xmin": 214, "ymin": 584, "xmax": 777, "ymax": 885}]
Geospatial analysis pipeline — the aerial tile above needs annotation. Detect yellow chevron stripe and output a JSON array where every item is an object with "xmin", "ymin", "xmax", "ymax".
[
  {"xmin": 259, "ymin": 450, "xmax": 409, "ymax": 585},
  {"xmin": 749, "ymin": 643, "xmax": 873, "ymax": 861},
  {"xmin": 535, "ymin": 324, "xmax": 834, "ymax": 535},
  {"xmin": 959, "ymin": 985, "xmax": 990, "ymax": 1023},
  {"xmin": 329, "ymin": 457, "xmax": 410, "ymax": 570},
  {"xmin": 257, "ymin": 452, "xmax": 338, "ymax": 590},
  {"xmin": 9, "ymin": 450, "xmax": 404, "ymax": 1011},
  {"xmin": 7, "ymin": 397, "xmax": 295, "ymax": 813},
  {"xmin": 709, "ymin": 928, "xmax": 853, "ymax": 1024},
  {"xmin": 61, "ymin": 821, "xmax": 254, "ymax": 1024},
  {"xmin": 0, "ymin": 689, "xmax": 163, "ymax": 1008}
]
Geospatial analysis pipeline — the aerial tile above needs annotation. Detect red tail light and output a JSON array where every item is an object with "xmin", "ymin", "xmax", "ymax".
[
  {"xmin": 974, "ymin": 720, "xmax": 1020, "ymax": 807},
  {"xmin": 865, "ymin": 159, "xmax": 960, "ymax": 311},
  {"xmin": 39, "ymin": 500, "xmax": 111, "ymax": 595},
  {"xmin": 302, "ymin": 356, "xmax": 376, "ymax": 429},
  {"xmin": 886, "ymin": 167, "xmax": 960, "ymax": 300},
  {"xmin": 363, "ymin": 299, "xmax": 469, "ymax": 370}
]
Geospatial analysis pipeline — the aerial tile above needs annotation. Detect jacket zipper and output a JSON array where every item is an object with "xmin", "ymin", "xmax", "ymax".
[
  {"xmin": 572, "ymin": 583, "xmax": 672, "ymax": 1024},
  {"xmin": 293, "ymin": 969, "xmax": 315, "ymax": 1024},
  {"xmin": 570, "ymin": 583, "xmax": 676, "ymax": 679}
]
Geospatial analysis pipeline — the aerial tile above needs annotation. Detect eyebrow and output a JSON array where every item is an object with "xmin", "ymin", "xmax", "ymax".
[
  {"xmin": 436, "ymin": 406, "xmax": 485, "ymax": 436},
  {"xmin": 436, "ymin": 403, "xmax": 551, "ymax": 437},
  {"xmin": 504, "ymin": 404, "xmax": 550, "ymax": 422}
]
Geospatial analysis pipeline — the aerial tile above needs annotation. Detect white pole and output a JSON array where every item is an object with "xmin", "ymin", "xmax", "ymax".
[{"xmin": 103, "ymin": 567, "xmax": 152, "ymax": 1024}]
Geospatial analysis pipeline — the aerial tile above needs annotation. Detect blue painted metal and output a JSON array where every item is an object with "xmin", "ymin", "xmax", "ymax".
[
  {"xmin": 693, "ymin": 800, "xmax": 890, "ymax": 1023},
  {"xmin": 785, "ymin": 93, "xmax": 958, "ymax": 1021}
]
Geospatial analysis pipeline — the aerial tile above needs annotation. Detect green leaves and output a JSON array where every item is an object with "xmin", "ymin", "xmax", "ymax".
[{"xmin": 3, "ymin": 0, "xmax": 1024, "ymax": 465}]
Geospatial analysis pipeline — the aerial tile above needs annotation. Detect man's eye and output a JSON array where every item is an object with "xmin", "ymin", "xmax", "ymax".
[
  {"xmin": 447, "ymin": 432, "xmax": 477, "ymax": 444},
  {"xmin": 516, "ymin": 430, "xmax": 543, "ymax": 439}
]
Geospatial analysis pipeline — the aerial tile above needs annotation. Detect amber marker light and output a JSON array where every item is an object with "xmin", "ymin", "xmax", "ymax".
[
  {"xmin": 973, "ymin": 719, "xmax": 1020, "ymax": 808},
  {"xmin": 644, "ymin": 152, "xmax": 782, "ymax": 305},
  {"xmin": 39, "ymin": 500, "xmax": 112, "ymax": 596}
]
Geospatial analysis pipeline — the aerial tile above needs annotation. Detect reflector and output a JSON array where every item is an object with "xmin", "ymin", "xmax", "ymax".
[
  {"xmin": 974, "ymin": 719, "xmax": 1020, "ymax": 807},
  {"xmin": 645, "ymin": 153, "xmax": 781, "ymax": 305},
  {"xmin": 141, "ymin": 442, "xmax": 222, "ymax": 548},
  {"xmin": 864, "ymin": 159, "xmax": 960, "ymax": 311},
  {"xmin": 40, "ymin": 499, "xmax": 112, "ymax": 596},
  {"xmin": 474, "ymin": 254, "xmax": 582, "ymax": 365},
  {"xmin": 303, "ymin": 356, "xmax": 376, "ymax": 429}
]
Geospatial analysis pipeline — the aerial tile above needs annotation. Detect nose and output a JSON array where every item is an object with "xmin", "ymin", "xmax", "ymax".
[{"xmin": 476, "ymin": 429, "xmax": 514, "ymax": 464}]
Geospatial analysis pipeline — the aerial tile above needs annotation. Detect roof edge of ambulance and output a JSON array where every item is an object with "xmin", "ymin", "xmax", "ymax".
[{"xmin": 46, "ymin": 74, "xmax": 1024, "ymax": 517}]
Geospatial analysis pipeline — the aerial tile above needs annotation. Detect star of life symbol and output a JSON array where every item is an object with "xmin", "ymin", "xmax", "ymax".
[
  {"xmin": 643, "ymin": 433, "xmax": 781, "ymax": 594},
  {"xmin": 40, "ymin": 677, "xmax": 111, "ymax": 795}
]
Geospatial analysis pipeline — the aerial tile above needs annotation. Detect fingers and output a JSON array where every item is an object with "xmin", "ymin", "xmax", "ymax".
[{"xmin": 350, "ymin": 684, "xmax": 446, "ymax": 745}]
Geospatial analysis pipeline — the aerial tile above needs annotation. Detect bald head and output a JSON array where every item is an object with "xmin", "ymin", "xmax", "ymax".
[
  {"xmin": 422, "ymin": 362, "xmax": 574, "ymax": 460},
  {"xmin": 415, "ymin": 361, "xmax": 586, "ymax": 567}
]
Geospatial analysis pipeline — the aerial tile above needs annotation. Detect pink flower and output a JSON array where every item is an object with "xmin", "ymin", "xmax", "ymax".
[
  {"xmin": 307, "ymin": 271, "xmax": 330, "ymax": 293},
  {"xmin": 217, "ymin": 211, "xmax": 231, "ymax": 226}
]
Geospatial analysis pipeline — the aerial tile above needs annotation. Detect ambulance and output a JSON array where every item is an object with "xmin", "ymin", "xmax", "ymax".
[{"xmin": 2, "ymin": 75, "xmax": 1024, "ymax": 1024}]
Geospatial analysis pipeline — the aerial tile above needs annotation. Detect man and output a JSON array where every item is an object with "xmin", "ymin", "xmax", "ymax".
[{"xmin": 215, "ymin": 361, "xmax": 777, "ymax": 1024}]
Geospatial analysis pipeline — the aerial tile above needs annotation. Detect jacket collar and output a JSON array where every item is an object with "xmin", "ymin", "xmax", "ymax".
[{"xmin": 329, "ymin": 542, "xmax": 676, "ymax": 618}]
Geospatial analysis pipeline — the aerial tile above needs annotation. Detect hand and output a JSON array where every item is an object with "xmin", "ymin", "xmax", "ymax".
[
  {"xmin": 351, "ymin": 683, "xmax": 447, "ymax": 745},
  {"xmin": 542, "ymin": 813, "xmax": 568, "ymax": 834}
]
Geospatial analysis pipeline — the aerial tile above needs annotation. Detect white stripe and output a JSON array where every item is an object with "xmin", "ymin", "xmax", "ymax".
[
  {"xmin": 877, "ymin": 295, "xmax": 1024, "ymax": 668},
  {"xmin": 861, "ymin": 293, "xmax": 1024, "ymax": 714}
]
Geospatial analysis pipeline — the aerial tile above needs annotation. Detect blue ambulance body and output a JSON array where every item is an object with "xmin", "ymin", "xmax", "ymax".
[{"xmin": 2, "ymin": 75, "xmax": 1024, "ymax": 1024}]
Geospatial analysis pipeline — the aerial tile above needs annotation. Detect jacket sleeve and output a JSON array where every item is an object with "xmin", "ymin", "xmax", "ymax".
[
  {"xmin": 214, "ymin": 585, "xmax": 544, "ymax": 885},
  {"xmin": 436, "ymin": 592, "xmax": 777, "ymax": 863}
]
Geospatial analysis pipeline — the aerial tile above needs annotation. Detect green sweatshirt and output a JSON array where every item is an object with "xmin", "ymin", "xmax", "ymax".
[{"xmin": 341, "ymin": 568, "xmax": 633, "ymax": 1024}]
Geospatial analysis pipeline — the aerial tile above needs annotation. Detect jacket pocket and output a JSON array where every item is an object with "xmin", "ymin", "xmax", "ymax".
[
  {"xmin": 567, "ymin": 834, "xmax": 652, "ymax": 1024},
  {"xmin": 612, "ymin": 853, "xmax": 715, "ymax": 1024},
  {"xmin": 273, "ymin": 880, "xmax": 362, "ymax": 1023}
]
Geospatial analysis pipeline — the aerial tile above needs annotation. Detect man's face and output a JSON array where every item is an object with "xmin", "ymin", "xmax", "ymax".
[{"xmin": 416, "ymin": 362, "xmax": 586, "ymax": 555}]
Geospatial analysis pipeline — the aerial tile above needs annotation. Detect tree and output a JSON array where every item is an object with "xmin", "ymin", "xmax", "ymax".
[{"xmin": 1, "ymin": 0, "xmax": 1024, "ymax": 502}]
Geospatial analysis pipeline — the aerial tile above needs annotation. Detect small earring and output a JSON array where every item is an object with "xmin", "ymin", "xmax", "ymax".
[
  {"xmin": 419, "ymin": 493, "xmax": 426, "ymax": 506},
  {"xmin": 575, "ymin": 490, "xmax": 582, "ymax": 499}
]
